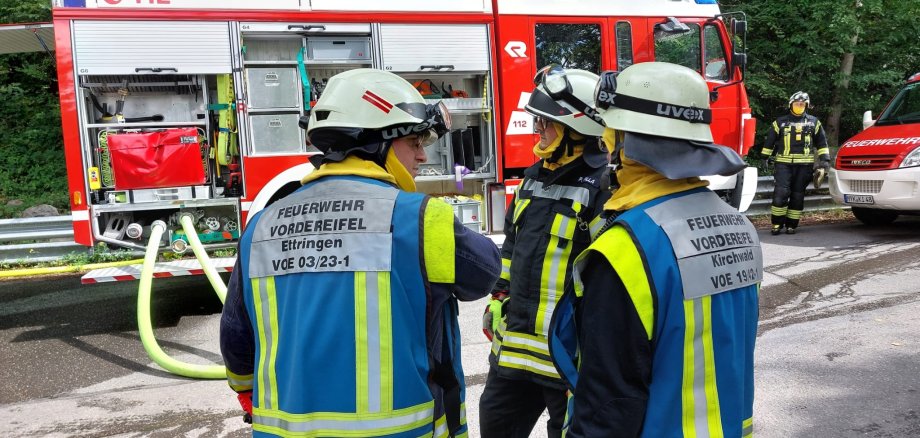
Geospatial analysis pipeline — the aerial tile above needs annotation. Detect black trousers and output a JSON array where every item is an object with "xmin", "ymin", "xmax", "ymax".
[
  {"xmin": 771, "ymin": 163, "xmax": 813, "ymax": 228},
  {"xmin": 479, "ymin": 367, "xmax": 568, "ymax": 438}
]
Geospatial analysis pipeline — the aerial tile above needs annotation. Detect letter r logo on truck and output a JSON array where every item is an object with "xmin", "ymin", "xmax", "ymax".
[{"xmin": 504, "ymin": 41, "xmax": 527, "ymax": 58}]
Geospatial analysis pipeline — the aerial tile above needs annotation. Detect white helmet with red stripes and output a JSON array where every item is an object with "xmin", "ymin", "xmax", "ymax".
[{"xmin": 304, "ymin": 69, "xmax": 450, "ymax": 160}]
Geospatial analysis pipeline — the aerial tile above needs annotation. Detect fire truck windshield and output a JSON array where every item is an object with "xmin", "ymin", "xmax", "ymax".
[
  {"xmin": 876, "ymin": 82, "xmax": 920, "ymax": 126},
  {"xmin": 654, "ymin": 23, "xmax": 702, "ymax": 72}
]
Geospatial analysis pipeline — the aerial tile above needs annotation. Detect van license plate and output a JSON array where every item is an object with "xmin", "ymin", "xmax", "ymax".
[{"xmin": 845, "ymin": 194, "xmax": 875, "ymax": 204}]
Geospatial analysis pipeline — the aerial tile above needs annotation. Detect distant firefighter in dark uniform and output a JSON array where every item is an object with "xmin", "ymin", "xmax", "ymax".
[{"xmin": 760, "ymin": 91, "xmax": 830, "ymax": 235}]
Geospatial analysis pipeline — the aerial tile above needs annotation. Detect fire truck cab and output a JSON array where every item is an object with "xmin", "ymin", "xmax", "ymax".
[
  {"xmin": 830, "ymin": 72, "xmax": 920, "ymax": 225},
  {"xmin": 8, "ymin": 0, "xmax": 755, "ymax": 257}
]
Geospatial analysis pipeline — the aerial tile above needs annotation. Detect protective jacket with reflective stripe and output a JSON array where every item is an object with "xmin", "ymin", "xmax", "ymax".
[
  {"xmin": 550, "ymin": 188, "xmax": 759, "ymax": 438},
  {"xmin": 762, "ymin": 113, "xmax": 830, "ymax": 165},
  {"xmin": 222, "ymin": 175, "xmax": 500, "ymax": 438},
  {"xmin": 492, "ymin": 153, "xmax": 610, "ymax": 388}
]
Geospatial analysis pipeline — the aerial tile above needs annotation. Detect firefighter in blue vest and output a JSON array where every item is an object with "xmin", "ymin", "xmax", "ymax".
[
  {"xmin": 760, "ymin": 91, "xmax": 831, "ymax": 235},
  {"xmin": 548, "ymin": 62, "xmax": 762, "ymax": 437},
  {"xmin": 479, "ymin": 66, "xmax": 611, "ymax": 438},
  {"xmin": 219, "ymin": 69, "xmax": 501, "ymax": 438}
]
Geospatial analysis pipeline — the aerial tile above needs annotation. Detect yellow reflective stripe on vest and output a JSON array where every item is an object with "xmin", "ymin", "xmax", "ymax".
[
  {"xmin": 742, "ymin": 417, "xmax": 753, "ymax": 437},
  {"xmin": 816, "ymin": 147, "xmax": 829, "ymax": 156},
  {"xmin": 512, "ymin": 198, "xmax": 530, "ymax": 224},
  {"xmin": 500, "ymin": 257, "xmax": 511, "ymax": 281},
  {"xmin": 423, "ymin": 199, "xmax": 456, "ymax": 283},
  {"xmin": 501, "ymin": 330, "xmax": 550, "ymax": 356},
  {"xmin": 227, "ymin": 369, "xmax": 254, "ymax": 392},
  {"xmin": 535, "ymin": 212, "xmax": 576, "ymax": 335},
  {"xmin": 355, "ymin": 271, "xmax": 394, "ymax": 414},
  {"xmin": 586, "ymin": 226, "xmax": 655, "ymax": 340},
  {"xmin": 252, "ymin": 276, "xmax": 280, "ymax": 410},
  {"xmin": 253, "ymin": 400, "xmax": 434, "ymax": 437},
  {"xmin": 681, "ymin": 296, "xmax": 724, "ymax": 438},
  {"xmin": 497, "ymin": 350, "xmax": 560, "ymax": 378}
]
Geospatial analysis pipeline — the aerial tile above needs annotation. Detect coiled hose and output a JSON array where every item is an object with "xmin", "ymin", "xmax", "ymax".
[{"xmin": 137, "ymin": 218, "xmax": 226, "ymax": 379}]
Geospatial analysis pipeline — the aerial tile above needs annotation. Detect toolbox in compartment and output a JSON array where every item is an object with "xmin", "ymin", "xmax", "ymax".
[{"xmin": 107, "ymin": 128, "xmax": 206, "ymax": 190}]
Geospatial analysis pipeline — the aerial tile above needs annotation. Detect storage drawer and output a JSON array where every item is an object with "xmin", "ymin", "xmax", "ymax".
[
  {"xmin": 306, "ymin": 37, "xmax": 371, "ymax": 63},
  {"xmin": 240, "ymin": 22, "xmax": 371, "ymax": 34},
  {"xmin": 246, "ymin": 67, "xmax": 301, "ymax": 109},
  {"xmin": 249, "ymin": 114, "xmax": 304, "ymax": 155},
  {"xmin": 73, "ymin": 21, "xmax": 231, "ymax": 75},
  {"xmin": 380, "ymin": 24, "xmax": 489, "ymax": 72}
]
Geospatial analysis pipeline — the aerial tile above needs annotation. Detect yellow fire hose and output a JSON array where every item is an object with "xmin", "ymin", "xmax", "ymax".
[{"xmin": 137, "ymin": 218, "xmax": 226, "ymax": 379}]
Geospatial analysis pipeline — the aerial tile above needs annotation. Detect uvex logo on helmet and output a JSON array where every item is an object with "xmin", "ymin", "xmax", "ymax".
[
  {"xmin": 381, "ymin": 122, "xmax": 434, "ymax": 140},
  {"xmin": 597, "ymin": 90, "xmax": 616, "ymax": 107},
  {"xmin": 580, "ymin": 106, "xmax": 605, "ymax": 125},
  {"xmin": 656, "ymin": 104, "xmax": 705, "ymax": 123}
]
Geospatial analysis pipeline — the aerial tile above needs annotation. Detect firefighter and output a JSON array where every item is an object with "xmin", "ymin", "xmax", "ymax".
[
  {"xmin": 219, "ymin": 69, "xmax": 501, "ymax": 438},
  {"xmin": 761, "ymin": 91, "xmax": 831, "ymax": 235},
  {"xmin": 479, "ymin": 66, "xmax": 612, "ymax": 438},
  {"xmin": 548, "ymin": 62, "xmax": 762, "ymax": 437}
]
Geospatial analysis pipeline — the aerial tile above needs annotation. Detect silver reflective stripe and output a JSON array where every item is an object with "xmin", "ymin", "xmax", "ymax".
[
  {"xmin": 692, "ymin": 298, "xmax": 710, "ymax": 438},
  {"xmin": 498, "ymin": 352, "xmax": 559, "ymax": 376},
  {"xmin": 742, "ymin": 422, "xmax": 753, "ymax": 437},
  {"xmin": 366, "ymin": 271, "xmax": 382, "ymax": 413},
  {"xmin": 227, "ymin": 375, "xmax": 253, "ymax": 388},
  {"xmin": 501, "ymin": 333, "xmax": 549, "ymax": 354},
  {"xmin": 434, "ymin": 418, "xmax": 449, "ymax": 438},
  {"xmin": 254, "ymin": 406, "xmax": 434, "ymax": 433},
  {"xmin": 521, "ymin": 179, "xmax": 591, "ymax": 206},
  {"xmin": 257, "ymin": 277, "xmax": 274, "ymax": 410}
]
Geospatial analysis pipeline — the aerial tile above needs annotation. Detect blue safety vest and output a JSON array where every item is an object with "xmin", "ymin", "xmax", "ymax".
[
  {"xmin": 238, "ymin": 175, "xmax": 467, "ymax": 438},
  {"xmin": 551, "ymin": 188, "xmax": 760, "ymax": 438}
]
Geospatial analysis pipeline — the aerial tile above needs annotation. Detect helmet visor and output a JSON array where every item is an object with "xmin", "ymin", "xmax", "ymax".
[
  {"xmin": 534, "ymin": 64, "xmax": 571, "ymax": 98},
  {"xmin": 394, "ymin": 100, "xmax": 452, "ymax": 138},
  {"xmin": 791, "ymin": 101, "xmax": 807, "ymax": 115}
]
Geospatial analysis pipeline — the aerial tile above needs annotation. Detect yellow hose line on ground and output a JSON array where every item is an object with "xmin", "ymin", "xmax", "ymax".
[
  {"xmin": 178, "ymin": 214, "xmax": 227, "ymax": 304},
  {"xmin": 0, "ymin": 258, "xmax": 146, "ymax": 279},
  {"xmin": 138, "ymin": 220, "xmax": 226, "ymax": 379}
]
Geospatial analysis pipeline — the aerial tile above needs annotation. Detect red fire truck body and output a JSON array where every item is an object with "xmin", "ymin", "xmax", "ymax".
[{"xmin": 7, "ymin": 0, "xmax": 756, "ymax": 255}]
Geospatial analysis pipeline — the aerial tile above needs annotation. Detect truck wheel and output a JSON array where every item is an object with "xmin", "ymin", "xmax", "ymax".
[{"xmin": 851, "ymin": 207, "xmax": 898, "ymax": 226}]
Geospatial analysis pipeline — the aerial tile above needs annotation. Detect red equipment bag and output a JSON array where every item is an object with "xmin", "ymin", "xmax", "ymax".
[{"xmin": 107, "ymin": 128, "xmax": 206, "ymax": 190}]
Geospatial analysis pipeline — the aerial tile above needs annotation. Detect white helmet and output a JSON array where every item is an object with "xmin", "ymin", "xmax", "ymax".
[
  {"xmin": 789, "ymin": 91, "xmax": 810, "ymax": 116},
  {"xmin": 594, "ymin": 62, "xmax": 745, "ymax": 179},
  {"xmin": 302, "ymin": 69, "xmax": 450, "ymax": 161},
  {"xmin": 789, "ymin": 91, "xmax": 810, "ymax": 107},
  {"xmin": 525, "ymin": 66, "xmax": 605, "ymax": 137},
  {"xmin": 594, "ymin": 61, "xmax": 713, "ymax": 143}
]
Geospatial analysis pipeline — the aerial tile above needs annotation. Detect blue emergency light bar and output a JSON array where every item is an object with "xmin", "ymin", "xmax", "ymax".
[{"xmin": 695, "ymin": 0, "xmax": 719, "ymax": 4}]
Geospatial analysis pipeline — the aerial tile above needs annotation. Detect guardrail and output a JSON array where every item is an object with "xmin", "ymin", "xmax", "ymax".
[
  {"xmin": 0, "ymin": 178, "xmax": 843, "ymax": 264},
  {"xmin": 745, "ymin": 176, "xmax": 842, "ymax": 216},
  {"xmin": 0, "ymin": 216, "xmax": 87, "ymax": 264}
]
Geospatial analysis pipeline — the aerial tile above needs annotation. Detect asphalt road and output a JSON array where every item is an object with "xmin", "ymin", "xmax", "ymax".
[{"xmin": 2, "ymin": 216, "xmax": 920, "ymax": 437}]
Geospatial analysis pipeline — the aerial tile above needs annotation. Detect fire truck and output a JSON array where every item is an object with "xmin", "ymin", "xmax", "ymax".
[
  {"xmin": 830, "ymin": 72, "xmax": 920, "ymax": 225},
  {"xmin": 3, "ymin": 0, "xmax": 756, "ymax": 260}
]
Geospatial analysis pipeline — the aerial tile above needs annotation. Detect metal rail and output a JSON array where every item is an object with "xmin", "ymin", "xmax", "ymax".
[
  {"xmin": 0, "ymin": 178, "xmax": 841, "ymax": 264},
  {"xmin": 0, "ymin": 216, "xmax": 86, "ymax": 264}
]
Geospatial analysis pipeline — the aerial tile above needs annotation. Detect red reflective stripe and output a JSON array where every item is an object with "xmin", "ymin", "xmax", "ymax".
[{"xmin": 362, "ymin": 91, "xmax": 393, "ymax": 113}]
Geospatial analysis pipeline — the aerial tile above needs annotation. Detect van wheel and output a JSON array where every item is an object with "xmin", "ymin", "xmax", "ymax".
[{"xmin": 851, "ymin": 207, "xmax": 898, "ymax": 226}]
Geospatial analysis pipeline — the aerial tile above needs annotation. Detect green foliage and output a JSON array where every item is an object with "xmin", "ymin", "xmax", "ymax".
[
  {"xmin": 723, "ymin": 0, "xmax": 920, "ymax": 148},
  {"xmin": 535, "ymin": 23, "xmax": 602, "ymax": 74},
  {"xmin": 0, "ymin": 0, "xmax": 65, "ymax": 217}
]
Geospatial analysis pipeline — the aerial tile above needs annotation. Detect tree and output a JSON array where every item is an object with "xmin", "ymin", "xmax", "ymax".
[
  {"xmin": 0, "ymin": 0, "xmax": 67, "ymax": 215},
  {"xmin": 722, "ymin": 0, "xmax": 920, "ymax": 149}
]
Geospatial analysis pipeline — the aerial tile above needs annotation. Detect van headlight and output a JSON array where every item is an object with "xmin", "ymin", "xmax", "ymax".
[{"xmin": 900, "ymin": 146, "xmax": 920, "ymax": 168}]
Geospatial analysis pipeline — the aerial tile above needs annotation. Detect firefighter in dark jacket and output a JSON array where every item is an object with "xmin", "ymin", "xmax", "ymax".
[
  {"xmin": 549, "ymin": 61, "xmax": 761, "ymax": 438},
  {"xmin": 761, "ymin": 91, "xmax": 831, "ymax": 234},
  {"xmin": 479, "ymin": 66, "xmax": 612, "ymax": 438}
]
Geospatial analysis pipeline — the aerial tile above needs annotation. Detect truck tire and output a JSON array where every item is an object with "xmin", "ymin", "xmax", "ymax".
[{"xmin": 851, "ymin": 207, "xmax": 898, "ymax": 226}]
